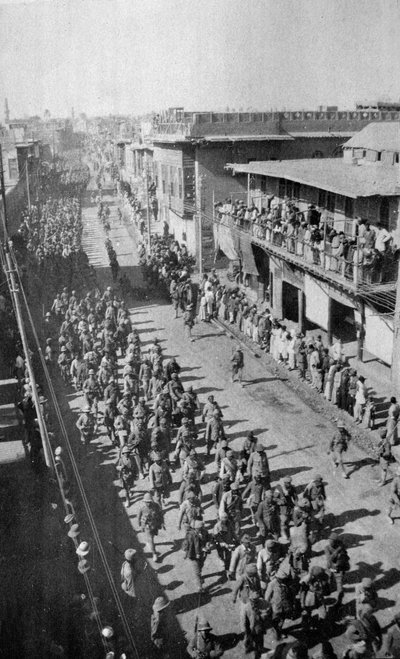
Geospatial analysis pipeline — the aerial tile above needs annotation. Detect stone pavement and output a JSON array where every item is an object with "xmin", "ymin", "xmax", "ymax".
[{"xmin": 73, "ymin": 187, "xmax": 400, "ymax": 657}]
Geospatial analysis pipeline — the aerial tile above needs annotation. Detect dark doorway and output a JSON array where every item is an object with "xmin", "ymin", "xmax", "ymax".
[
  {"xmin": 282, "ymin": 282, "xmax": 299, "ymax": 322},
  {"xmin": 331, "ymin": 299, "xmax": 356, "ymax": 343}
]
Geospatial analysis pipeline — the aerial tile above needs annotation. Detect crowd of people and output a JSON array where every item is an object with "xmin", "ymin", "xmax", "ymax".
[
  {"xmin": 8, "ymin": 151, "xmax": 400, "ymax": 658},
  {"xmin": 215, "ymin": 197, "xmax": 398, "ymax": 284},
  {"xmin": 194, "ymin": 271, "xmax": 400, "ymax": 442}
]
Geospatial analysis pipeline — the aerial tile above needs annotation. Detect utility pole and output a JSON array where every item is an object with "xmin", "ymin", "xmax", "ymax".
[
  {"xmin": 391, "ymin": 262, "xmax": 400, "ymax": 396},
  {"xmin": 25, "ymin": 157, "xmax": 31, "ymax": 211},
  {"xmin": 197, "ymin": 175, "xmax": 203, "ymax": 278},
  {"xmin": 4, "ymin": 247, "xmax": 53, "ymax": 472},
  {"xmin": 145, "ymin": 164, "xmax": 151, "ymax": 248},
  {"xmin": 0, "ymin": 144, "xmax": 9, "ymax": 239}
]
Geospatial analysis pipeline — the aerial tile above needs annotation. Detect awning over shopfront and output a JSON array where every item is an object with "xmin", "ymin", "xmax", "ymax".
[
  {"xmin": 213, "ymin": 221, "xmax": 239, "ymax": 261},
  {"xmin": 304, "ymin": 275, "xmax": 329, "ymax": 329},
  {"xmin": 364, "ymin": 307, "xmax": 393, "ymax": 365},
  {"xmin": 213, "ymin": 222, "xmax": 259, "ymax": 275}
]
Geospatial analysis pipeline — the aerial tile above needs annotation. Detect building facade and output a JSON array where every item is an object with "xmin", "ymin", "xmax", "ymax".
[{"xmin": 220, "ymin": 122, "xmax": 400, "ymax": 373}]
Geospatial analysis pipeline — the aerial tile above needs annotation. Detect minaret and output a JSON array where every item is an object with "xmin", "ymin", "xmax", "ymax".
[{"xmin": 4, "ymin": 98, "xmax": 10, "ymax": 124}]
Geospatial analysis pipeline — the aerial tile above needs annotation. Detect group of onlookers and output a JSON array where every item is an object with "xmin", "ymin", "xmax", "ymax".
[{"xmin": 215, "ymin": 197, "xmax": 398, "ymax": 284}]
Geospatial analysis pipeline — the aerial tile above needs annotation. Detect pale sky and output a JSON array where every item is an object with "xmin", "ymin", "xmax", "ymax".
[{"xmin": 1, "ymin": 0, "xmax": 400, "ymax": 119}]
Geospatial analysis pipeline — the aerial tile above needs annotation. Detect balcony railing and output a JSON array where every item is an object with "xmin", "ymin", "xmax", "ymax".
[{"xmin": 215, "ymin": 214, "xmax": 398, "ymax": 290}]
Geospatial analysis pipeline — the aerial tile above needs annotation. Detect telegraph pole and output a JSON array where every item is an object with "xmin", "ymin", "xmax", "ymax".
[
  {"xmin": 145, "ymin": 165, "xmax": 151, "ymax": 248},
  {"xmin": 0, "ymin": 144, "xmax": 9, "ymax": 239},
  {"xmin": 25, "ymin": 158, "xmax": 31, "ymax": 211},
  {"xmin": 391, "ymin": 264, "xmax": 400, "ymax": 396},
  {"xmin": 197, "ymin": 176, "xmax": 203, "ymax": 279}
]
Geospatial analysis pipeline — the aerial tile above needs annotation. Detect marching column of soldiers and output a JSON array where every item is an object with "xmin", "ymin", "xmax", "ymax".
[{"xmin": 34, "ymin": 193, "xmax": 400, "ymax": 659}]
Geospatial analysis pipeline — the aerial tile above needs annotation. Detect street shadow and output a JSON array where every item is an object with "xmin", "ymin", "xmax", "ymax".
[
  {"xmin": 196, "ymin": 386, "xmax": 224, "ymax": 395},
  {"xmin": 243, "ymin": 377, "xmax": 282, "ymax": 386},
  {"xmin": 346, "ymin": 456, "xmax": 377, "ymax": 476},
  {"xmin": 273, "ymin": 465, "xmax": 313, "ymax": 480},
  {"xmin": 326, "ymin": 508, "xmax": 381, "ymax": 529}
]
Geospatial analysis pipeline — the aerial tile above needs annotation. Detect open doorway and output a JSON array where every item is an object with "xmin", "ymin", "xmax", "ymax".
[
  {"xmin": 282, "ymin": 282, "xmax": 299, "ymax": 322},
  {"xmin": 331, "ymin": 299, "xmax": 356, "ymax": 343}
]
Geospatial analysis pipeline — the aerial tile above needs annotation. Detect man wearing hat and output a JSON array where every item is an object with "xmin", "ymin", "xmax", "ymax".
[
  {"xmin": 388, "ymin": 464, "xmax": 400, "ymax": 525},
  {"xmin": 328, "ymin": 421, "xmax": 351, "ymax": 479},
  {"xmin": 187, "ymin": 616, "xmax": 223, "ymax": 658},
  {"xmin": 151, "ymin": 595, "xmax": 170, "ymax": 655},
  {"xmin": 219, "ymin": 482, "xmax": 243, "ymax": 537},
  {"xmin": 68, "ymin": 523, "xmax": 80, "ymax": 540},
  {"xmin": 183, "ymin": 303, "xmax": 195, "ymax": 342},
  {"xmin": 219, "ymin": 449, "xmax": 238, "ymax": 483},
  {"xmin": 120, "ymin": 548, "xmax": 138, "ymax": 598},
  {"xmin": 178, "ymin": 490, "xmax": 202, "ymax": 532},
  {"xmin": 257, "ymin": 539, "xmax": 283, "ymax": 591},
  {"xmin": 255, "ymin": 490, "xmax": 280, "ymax": 542},
  {"xmin": 274, "ymin": 476, "xmax": 298, "ymax": 540},
  {"xmin": 240, "ymin": 591, "xmax": 268, "ymax": 656},
  {"xmin": 205, "ymin": 409, "xmax": 226, "ymax": 456},
  {"xmin": 232, "ymin": 562, "xmax": 262, "ymax": 604},
  {"xmin": 229, "ymin": 534, "xmax": 256, "ymax": 580},
  {"xmin": 247, "ymin": 443, "xmax": 270, "ymax": 488},
  {"xmin": 137, "ymin": 492, "xmax": 164, "ymax": 562},
  {"xmin": 377, "ymin": 428, "xmax": 392, "ymax": 486},
  {"xmin": 212, "ymin": 512, "xmax": 238, "ymax": 576},
  {"xmin": 116, "ymin": 444, "xmax": 135, "ymax": 507},
  {"xmin": 76, "ymin": 405, "xmax": 96, "ymax": 445},
  {"xmin": 149, "ymin": 451, "xmax": 172, "ymax": 506},
  {"xmin": 214, "ymin": 438, "xmax": 229, "ymax": 471},
  {"xmin": 382, "ymin": 612, "xmax": 400, "ymax": 658},
  {"xmin": 82, "ymin": 369, "xmax": 101, "ymax": 418},
  {"xmin": 231, "ymin": 345, "xmax": 244, "ymax": 385},
  {"xmin": 303, "ymin": 474, "xmax": 327, "ymax": 530},
  {"xmin": 182, "ymin": 520, "xmax": 212, "ymax": 592},
  {"xmin": 355, "ymin": 577, "xmax": 378, "ymax": 618},
  {"xmin": 324, "ymin": 532, "xmax": 350, "ymax": 603}
]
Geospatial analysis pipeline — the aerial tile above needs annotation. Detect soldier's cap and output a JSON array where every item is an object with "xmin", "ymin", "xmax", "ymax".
[
  {"xmin": 64, "ymin": 513, "xmax": 75, "ymax": 524},
  {"xmin": 197, "ymin": 618, "xmax": 212, "ymax": 631},
  {"xmin": 283, "ymin": 476, "xmax": 292, "ymax": 483},
  {"xmin": 45, "ymin": 312, "xmax": 51, "ymax": 317},
  {"xmin": 153, "ymin": 596, "xmax": 169, "ymax": 612},
  {"xmin": 82, "ymin": 405, "xmax": 91, "ymax": 413},
  {"xmin": 247, "ymin": 431, "xmax": 255, "ymax": 439},
  {"xmin": 241, "ymin": 533, "xmax": 251, "ymax": 543},
  {"xmin": 186, "ymin": 303, "xmax": 193, "ymax": 310},
  {"xmin": 153, "ymin": 451, "xmax": 162, "ymax": 461},
  {"xmin": 219, "ymin": 512, "xmax": 229, "ymax": 521},
  {"xmin": 246, "ymin": 563, "xmax": 258, "ymax": 575},
  {"xmin": 226, "ymin": 449, "xmax": 234, "ymax": 457},
  {"xmin": 143, "ymin": 493, "xmax": 153, "ymax": 502},
  {"xmin": 265, "ymin": 539, "xmax": 278, "ymax": 550},
  {"xmin": 230, "ymin": 482, "xmax": 240, "ymax": 491},
  {"xmin": 337, "ymin": 421, "xmax": 345, "ymax": 428},
  {"xmin": 255, "ymin": 443, "xmax": 264, "ymax": 452},
  {"xmin": 220, "ymin": 440, "xmax": 228, "ymax": 447},
  {"xmin": 171, "ymin": 373, "xmax": 178, "ymax": 379},
  {"xmin": 182, "ymin": 417, "xmax": 189, "ymax": 424},
  {"xmin": 361, "ymin": 577, "xmax": 373, "ymax": 588},
  {"xmin": 76, "ymin": 541, "xmax": 90, "ymax": 557},
  {"xmin": 329, "ymin": 532, "xmax": 339, "ymax": 543},
  {"xmin": 101, "ymin": 626, "xmax": 114, "ymax": 639},
  {"xmin": 78, "ymin": 559, "xmax": 91, "ymax": 574},
  {"xmin": 193, "ymin": 520, "xmax": 204, "ymax": 529},
  {"xmin": 379, "ymin": 428, "xmax": 387, "ymax": 438},
  {"xmin": 124, "ymin": 548, "xmax": 136, "ymax": 561},
  {"xmin": 68, "ymin": 524, "xmax": 80, "ymax": 539},
  {"xmin": 88, "ymin": 369, "xmax": 95, "ymax": 374},
  {"xmin": 121, "ymin": 446, "xmax": 131, "ymax": 454},
  {"xmin": 61, "ymin": 346, "xmax": 67, "ymax": 352},
  {"xmin": 314, "ymin": 474, "xmax": 323, "ymax": 481},
  {"xmin": 186, "ymin": 491, "xmax": 196, "ymax": 499},
  {"xmin": 249, "ymin": 592, "xmax": 260, "ymax": 602}
]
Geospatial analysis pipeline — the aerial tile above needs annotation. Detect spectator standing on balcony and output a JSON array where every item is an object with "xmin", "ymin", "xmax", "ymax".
[
  {"xmin": 375, "ymin": 223, "xmax": 392, "ymax": 253},
  {"xmin": 354, "ymin": 376, "xmax": 368, "ymax": 423}
]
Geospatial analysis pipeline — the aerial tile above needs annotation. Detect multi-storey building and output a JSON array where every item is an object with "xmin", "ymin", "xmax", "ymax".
[
  {"xmin": 220, "ymin": 121, "xmax": 400, "ymax": 380},
  {"xmin": 147, "ymin": 107, "xmax": 400, "ymax": 270}
]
